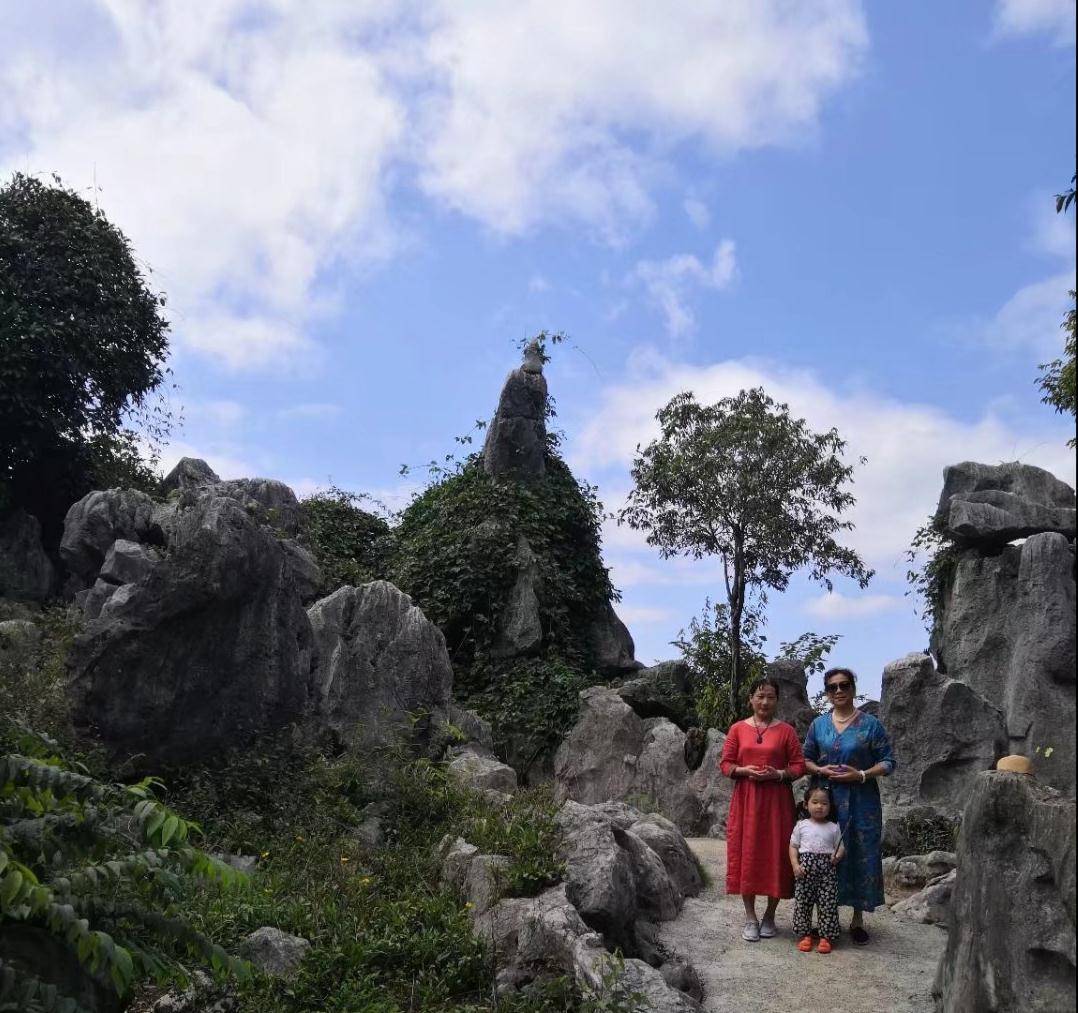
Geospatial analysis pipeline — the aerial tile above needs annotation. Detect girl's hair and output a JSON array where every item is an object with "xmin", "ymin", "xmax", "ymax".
[
  {"xmin": 823, "ymin": 667, "xmax": 857, "ymax": 693},
  {"xmin": 747, "ymin": 675, "xmax": 781, "ymax": 698},
  {"xmin": 799, "ymin": 781, "xmax": 837, "ymax": 821}
]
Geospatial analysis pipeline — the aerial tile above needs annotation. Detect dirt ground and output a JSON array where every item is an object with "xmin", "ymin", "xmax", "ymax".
[{"xmin": 659, "ymin": 839, "xmax": 946, "ymax": 1013}]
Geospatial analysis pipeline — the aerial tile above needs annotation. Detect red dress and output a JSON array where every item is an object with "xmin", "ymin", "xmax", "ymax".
[{"xmin": 720, "ymin": 720, "xmax": 806, "ymax": 898}]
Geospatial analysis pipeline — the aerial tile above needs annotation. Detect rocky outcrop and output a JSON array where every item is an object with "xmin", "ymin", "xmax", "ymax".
[
  {"xmin": 0, "ymin": 509, "xmax": 55, "ymax": 602},
  {"xmin": 892, "ymin": 868, "xmax": 955, "ymax": 926},
  {"xmin": 239, "ymin": 927, "xmax": 310, "ymax": 978},
  {"xmin": 443, "ymin": 800, "xmax": 703, "ymax": 1010},
  {"xmin": 447, "ymin": 743, "xmax": 518, "ymax": 795},
  {"xmin": 554, "ymin": 686, "xmax": 729, "ymax": 835},
  {"xmin": 883, "ymin": 851, "xmax": 957, "ymax": 900},
  {"xmin": 482, "ymin": 341, "xmax": 548, "ymax": 481},
  {"xmin": 615, "ymin": 660, "xmax": 695, "ymax": 727},
  {"xmin": 68, "ymin": 495, "xmax": 314, "ymax": 766},
  {"xmin": 586, "ymin": 600, "xmax": 640, "ymax": 675},
  {"xmin": 491, "ymin": 534, "xmax": 542, "ymax": 657},
  {"xmin": 880, "ymin": 653, "xmax": 1007, "ymax": 813},
  {"xmin": 304, "ymin": 581, "xmax": 453, "ymax": 753},
  {"xmin": 766, "ymin": 659, "xmax": 816, "ymax": 740},
  {"xmin": 935, "ymin": 461, "xmax": 1076, "ymax": 545},
  {"xmin": 934, "ymin": 771, "xmax": 1075, "ymax": 1013},
  {"xmin": 933, "ymin": 531, "xmax": 1076, "ymax": 796}
]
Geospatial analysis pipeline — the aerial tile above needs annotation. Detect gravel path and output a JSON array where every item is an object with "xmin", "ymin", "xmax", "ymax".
[{"xmin": 660, "ymin": 839, "xmax": 946, "ymax": 1013}]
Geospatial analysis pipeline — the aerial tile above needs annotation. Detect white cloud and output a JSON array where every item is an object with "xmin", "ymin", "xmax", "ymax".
[
  {"xmin": 278, "ymin": 403, "xmax": 343, "ymax": 421},
  {"xmin": 2, "ymin": 2, "xmax": 407, "ymax": 371},
  {"xmin": 630, "ymin": 240, "xmax": 738, "ymax": 337},
  {"xmin": 993, "ymin": 0, "xmax": 1075, "ymax": 44},
  {"xmin": 3, "ymin": 2, "xmax": 867, "ymax": 368},
  {"xmin": 570, "ymin": 353, "xmax": 1077, "ymax": 571},
  {"xmin": 684, "ymin": 197, "xmax": 711, "ymax": 230},
  {"xmin": 804, "ymin": 592, "xmax": 904, "ymax": 620},
  {"xmin": 528, "ymin": 273, "xmax": 552, "ymax": 293},
  {"xmin": 617, "ymin": 605, "xmax": 678, "ymax": 626}
]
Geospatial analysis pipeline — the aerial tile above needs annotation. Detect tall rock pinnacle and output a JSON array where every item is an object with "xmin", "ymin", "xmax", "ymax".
[{"xmin": 482, "ymin": 339, "xmax": 548, "ymax": 481}]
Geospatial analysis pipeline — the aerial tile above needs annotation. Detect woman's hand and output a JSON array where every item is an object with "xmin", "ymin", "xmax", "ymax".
[
  {"xmin": 815, "ymin": 764, "xmax": 845, "ymax": 778},
  {"xmin": 739, "ymin": 765, "xmax": 781, "ymax": 781},
  {"xmin": 829, "ymin": 768, "xmax": 864, "ymax": 784}
]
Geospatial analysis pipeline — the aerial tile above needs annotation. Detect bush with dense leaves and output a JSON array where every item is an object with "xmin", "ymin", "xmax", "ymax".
[{"xmin": 0, "ymin": 173, "xmax": 170, "ymax": 542}]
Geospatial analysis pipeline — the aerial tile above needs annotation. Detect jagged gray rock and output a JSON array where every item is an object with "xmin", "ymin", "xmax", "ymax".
[
  {"xmin": 60, "ymin": 489, "xmax": 164, "ymax": 587},
  {"xmin": 935, "ymin": 461, "xmax": 1076, "ymax": 545},
  {"xmin": 239, "ymin": 927, "xmax": 310, "ymax": 978},
  {"xmin": 98, "ymin": 538, "xmax": 158, "ymax": 587},
  {"xmin": 68, "ymin": 495, "xmax": 314, "ymax": 766},
  {"xmin": 491, "ymin": 534, "xmax": 542, "ymax": 657},
  {"xmin": 0, "ymin": 509, "xmax": 55, "ymax": 602},
  {"xmin": 447, "ymin": 743, "xmax": 518, "ymax": 795},
  {"xmin": 162, "ymin": 456, "xmax": 220, "ymax": 493},
  {"xmin": 305, "ymin": 581, "xmax": 453, "ymax": 753},
  {"xmin": 616, "ymin": 660, "xmax": 695, "ymax": 726},
  {"xmin": 933, "ymin": 531, "xmax": 1076, "ymax": 797},
  {"xmin": 554, "ymin": 687, "xmax": 724, "ymax": 835},
  {"xmin": 892, "ymin": 868, "xmax": 955, "ymax": 925},
  {"xmin": 934, "ymin": 771, "xmax": 1075, "ymax": 1012},
  {"xmin": 884, "ymin": 851, "xmax": 957, "ymax": 898},
  {"xmin": 766, "ymin": 659, "xmax": 816, "ymax": 740},
  {"xmin": 880, "ymin": 653, "xmax": 1007, "ymax": 814},
  {"xmin": 586, "ymin": 600, "xmax": 639, "ymax": 675},
  {"xmin": 482, "ymin": 347, "xmax": 548, "ymax": 481},
  {"xmin": 629, "ymin": 814, "xmax": 704, "ymax": 899}
]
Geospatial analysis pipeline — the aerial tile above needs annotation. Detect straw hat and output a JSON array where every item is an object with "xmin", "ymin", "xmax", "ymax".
[{"xmin": 995, "ymin": 755, "xmax": 1034, "ymax": 775}]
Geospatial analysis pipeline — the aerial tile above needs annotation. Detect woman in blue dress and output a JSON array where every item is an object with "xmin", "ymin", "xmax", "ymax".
[{"xmin": 803, "ymin": 667, "xmax": 896, "ymax": 946}]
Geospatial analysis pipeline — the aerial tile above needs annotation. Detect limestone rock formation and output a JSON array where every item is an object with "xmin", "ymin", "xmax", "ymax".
[
  {"xmin": 766, "ymin": 659, "xmax": 816, "ymax": 740},
  {"xmin": 446, "ymin": 743, "xmax": 519, "ymax": 795},
  {"xmin": 880, "ymin": 653, "xmax": 1007, "ymax": 812},
  {"xmin": 305, "ymin": 581, "xmax": 454, "ymax": 753},
  {"xmin": 935, "ymin": 460, "xmax": 1076, "ymax": 545},
  {"xmin": 933, "ymin": 531, "xmax": 1076, "ymax": 796},
  {"xmin": 934, "ymin": 771, "xmax": 1075, "ymax": 1013},
  {"xmin": 443, "ymin": 800, "xmax": 703, "ymax": 1010},
  {"xmin": 491, "ymin": 534, "xmax": 542, "ymax": 657},
  {"xmin": 586, "ymin": 600, "xmax": 640, "ymax": 675},
  {"xmin": 482, "ymin": 342, "xmax": 548, "ymax": 481},
  {"xmin": 555, "ymin": 685, "xmax": 732, "ymax": 835},
  {"xmin": 615, "ymin": 660, "xmax": 695, "ymax": 727},
  {"xmin": 883, "ymin": 851, "xmax": 957, "ymax": 900},
  {"xmin": 892, "ymin": 868, "xmax": 955, "ymax": 926},
  {"xmin": 68, "ymin": 494, "xmax": 314, "ymax": 766},
  {"xmin": 0, "ymin": 509, "xmax": 55, "ymax": 601},
  {"xmin": 239, "ymin": 927, "xmax": 310, "ymax": 978}
]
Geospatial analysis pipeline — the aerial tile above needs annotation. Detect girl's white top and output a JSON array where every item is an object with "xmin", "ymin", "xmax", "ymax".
[{"xmin": 790, "ymin": 818, "xmax": 841, "ymax": 854}]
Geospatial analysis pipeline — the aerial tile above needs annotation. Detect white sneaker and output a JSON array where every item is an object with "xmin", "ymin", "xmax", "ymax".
[
  {"xmin": 759, "ymin": 917, "xmax": 776, "ymax": 938},
  {"xmin": 742, "ymin": 920, "xmax": 760, "ymax": 942}
]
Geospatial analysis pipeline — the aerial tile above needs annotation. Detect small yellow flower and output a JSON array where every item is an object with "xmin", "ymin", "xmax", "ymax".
[
  {"xmin": 295, "ymin": 835, "xmax": 305, "ymax": 842},
  {"xmin": 260, "ymin": 851, "xmax": 270, "ymax": 858},
  {"xmin": 464, "ymin": 902, "xmax": 473, "ymax": 909},
  {"xmin": 359, "ymin": 876, "xmax": 371, "ymax": 885},
  {"xmin": 340, "ymin": 855, "xmax": 350, "ymax": 863}
]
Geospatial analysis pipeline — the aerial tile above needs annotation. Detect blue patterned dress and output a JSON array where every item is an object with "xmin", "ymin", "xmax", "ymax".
[{"xmin": 803, "ymin": 712, "xmax": 896, "ymax": 912}]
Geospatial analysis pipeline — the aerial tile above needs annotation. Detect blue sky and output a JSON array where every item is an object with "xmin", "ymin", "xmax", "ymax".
[{"xmin": 3, "ymin": 1, "xmax": 1075, "ymax": 699}]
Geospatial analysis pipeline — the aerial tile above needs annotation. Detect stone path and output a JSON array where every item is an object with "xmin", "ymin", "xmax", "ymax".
[{"xmin": 660, "ymin": 839, "xmax": 946, "ymax": 1013}]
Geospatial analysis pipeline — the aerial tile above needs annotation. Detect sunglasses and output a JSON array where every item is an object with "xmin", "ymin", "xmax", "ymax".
[{"xmin": 825, "ymin": 681, "xmax": 853, "ymax": 694}]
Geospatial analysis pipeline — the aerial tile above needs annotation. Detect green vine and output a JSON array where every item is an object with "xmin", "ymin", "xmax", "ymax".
[{"xmin": 905, "ymin": 514, "xmax": 961, "ymax": 632}]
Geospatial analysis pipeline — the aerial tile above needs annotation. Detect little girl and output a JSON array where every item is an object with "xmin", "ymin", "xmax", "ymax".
[{"xmin": 789, "ymin": 783, "xmax": 845, "ymax": 953}]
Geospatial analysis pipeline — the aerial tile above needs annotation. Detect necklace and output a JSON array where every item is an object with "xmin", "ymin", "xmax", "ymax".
[
  {"xmin": 751, "ymin": 716, "xmax": 772, "ymax": 744},
  {"xmin": 832, "ymin": 709, "xmax": 858, "ymax": 729}
]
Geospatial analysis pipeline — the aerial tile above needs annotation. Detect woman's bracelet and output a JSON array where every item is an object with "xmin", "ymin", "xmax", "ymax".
[{"xmin": 859, "ymin": 769, "xmax": 867, "ymax": 783}]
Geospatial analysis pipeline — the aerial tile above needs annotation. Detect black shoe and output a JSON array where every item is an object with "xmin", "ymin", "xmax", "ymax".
[{"xmin": 850, "ymin": 926, "xmax": 869, "ymax": 946}]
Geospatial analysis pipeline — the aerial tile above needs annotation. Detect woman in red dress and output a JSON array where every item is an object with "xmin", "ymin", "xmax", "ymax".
[{"xmin": 719, "ymin": 676, "xmax": 806, "ymax": 942}]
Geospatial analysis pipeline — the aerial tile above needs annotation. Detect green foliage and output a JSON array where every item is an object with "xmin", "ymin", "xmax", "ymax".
[
  {"xmin": 905, "ymin": 514, "xmax": 961, "ymax": 633},
  {"xmin": 1037, "ymin": 289, "xmax": 1077, "ymax": 448},
  {"xmin": 162, "ymin": 744, "xmax": 593, "ymax": 1012},
  {"xmin": 0, "ymin": 725, "xmax": 248, "ymax": 1010},
  {"xmin": 621, "ymin": 387, "xmax": 871, "ymax": 716},
  {"xmin": 299, "ymin": 486, "xmax": 395, "ymax": 596},
  {"xmin": 467, "ymin": 656, "xmax": 596, "ymax": 778},
  {"xmin": 0, "ymin": 607, "xmax": 82, "ymax": 749},
  {"xmin": 674, "ymin": 597, "xmax": 840, "ymax": 730},
  {"xmin": 883, "ymin": 809, "xmax": 961, "ymax": 858},
  {"xmin": 0, "ymin": 173, "xmax": 171, "ymax": 540}
]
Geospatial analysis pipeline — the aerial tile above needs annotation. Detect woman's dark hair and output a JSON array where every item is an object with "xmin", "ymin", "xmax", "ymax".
[
  {"xmin": 823, "ymin": 667, "xmax": 857, "ymax": 693},
  {"xmin": 746, "ymin": 675, "xmax": 781, "ymax": 698}
]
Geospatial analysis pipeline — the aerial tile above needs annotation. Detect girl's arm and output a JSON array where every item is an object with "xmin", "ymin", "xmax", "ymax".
[{"xmin": 790, "ymin": 844, "xmax": 804, "ymax": 878}]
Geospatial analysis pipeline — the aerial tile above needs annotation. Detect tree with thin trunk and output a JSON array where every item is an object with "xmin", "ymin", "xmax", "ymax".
[{"xmin": 619, "ymin": 388, "xmax": 873, "ymax": 717}]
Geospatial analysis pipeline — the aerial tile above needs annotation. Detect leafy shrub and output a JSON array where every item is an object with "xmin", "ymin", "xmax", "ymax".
[
  {"xmin": 905, "ymin": 514, "xmax": 961, "ymax": 634},
  {"xmin": 0, "ymin": 725, "xmax": 248, "ymax": 1012},
  {"xmin": 883, "ymin": 808, "xmax": 961, "ymax": 858},
  {"xmin": 298, "ymin": 486, "xmax": 395, "ymax": 596}
]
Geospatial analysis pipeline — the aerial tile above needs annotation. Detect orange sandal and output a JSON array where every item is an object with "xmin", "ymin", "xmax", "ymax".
[
  {"xmin": 817, "ymin": 938, "xmax": 833, "ymax": 954},
  {"xmin": 797, "ymin": 936, "xmax": 814, "ymax": 952}
]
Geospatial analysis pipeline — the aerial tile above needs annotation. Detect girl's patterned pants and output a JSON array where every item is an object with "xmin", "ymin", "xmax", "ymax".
[{"xmin": 793, "ymin": 852, "xmax": 840, "ymax": 940}]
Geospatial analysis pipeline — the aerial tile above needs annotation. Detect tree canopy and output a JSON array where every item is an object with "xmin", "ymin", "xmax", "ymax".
[
  {"xmin": 619, "ymin": 387, "xmax": 872, "ymax": 715},
  {"xmin": 1038, "ymin": 173, "xmax": 1076, "ymax": 447},
  {"xmin": 0, "ymin": 173, "xmax": 170, "ymax": 540}
]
